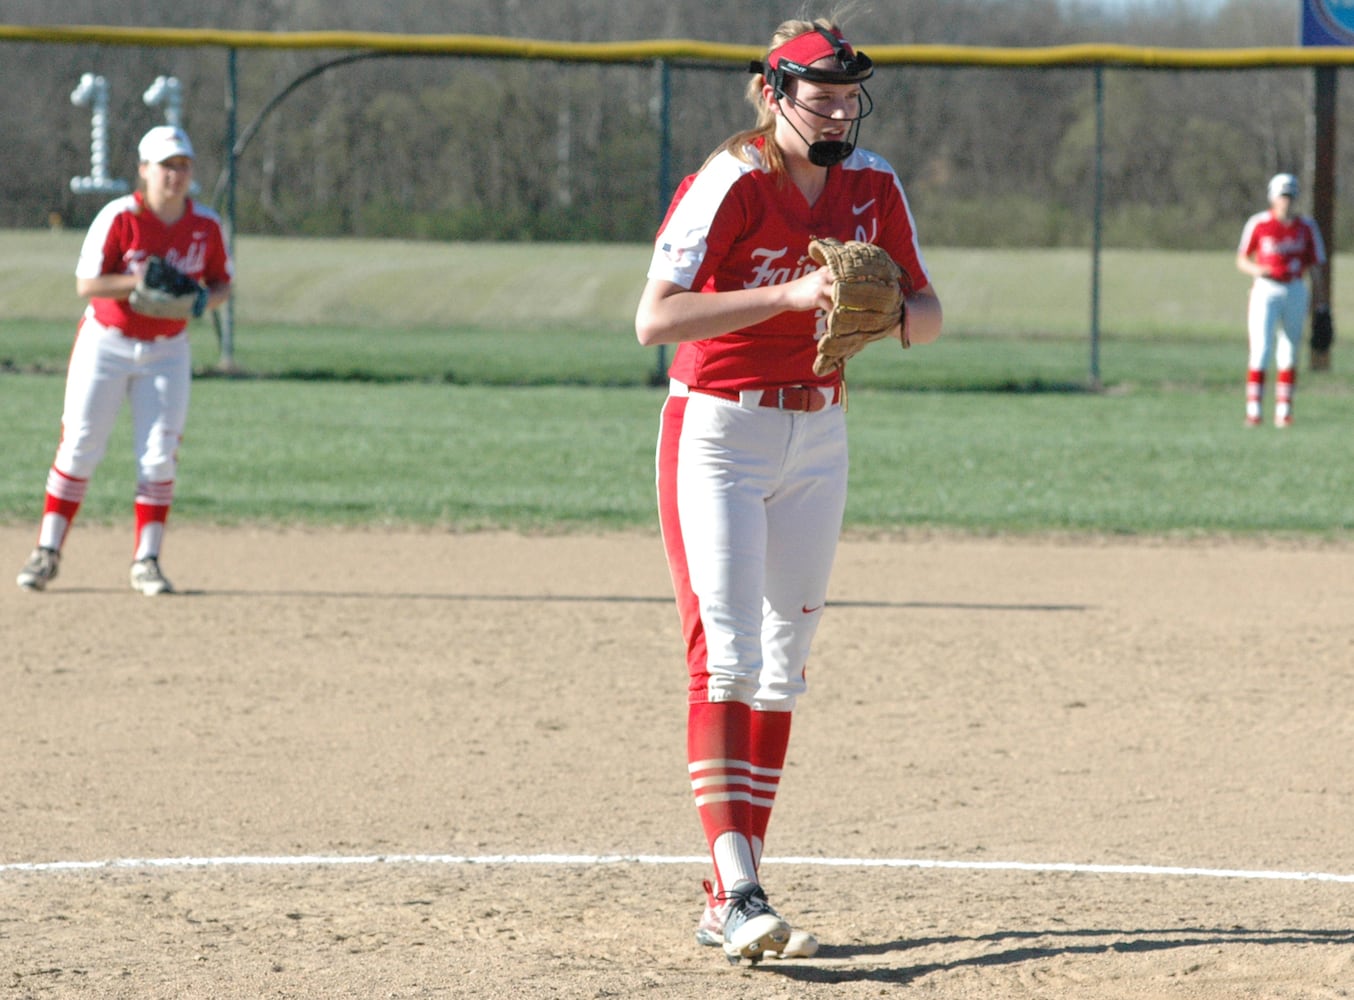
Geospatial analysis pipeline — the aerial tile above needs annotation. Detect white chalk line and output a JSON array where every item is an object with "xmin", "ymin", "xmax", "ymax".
[{"xmin": 3, "ymin": 852, "xmax": 1354, "ymax": 883}]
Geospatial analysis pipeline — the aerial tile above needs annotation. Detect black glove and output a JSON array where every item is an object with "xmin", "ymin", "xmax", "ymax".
[
  {"xmin": 1311, "ymin": 306, "xmax": 1335, "ymax": 352},
  {"xmin": 128, "ymin": 256, "xmax": 208, "ymax": 319}
]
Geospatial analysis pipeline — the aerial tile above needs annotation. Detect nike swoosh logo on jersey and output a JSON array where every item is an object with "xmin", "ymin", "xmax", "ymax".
[
  {"xmin": 851, "ymin": 200, "xmax": 876, "ymax": 216},
  {"xmin": 802, "ymin": 604, "xmax": 824, "ymax": 615}
]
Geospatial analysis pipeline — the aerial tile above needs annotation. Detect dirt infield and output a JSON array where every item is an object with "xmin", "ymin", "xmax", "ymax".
[{"xmin": 3, "ymin": 525, "xmax": 1353, "ymax": 998}]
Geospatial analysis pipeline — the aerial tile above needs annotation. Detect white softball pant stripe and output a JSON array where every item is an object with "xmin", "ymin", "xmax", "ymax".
[
  {"xmin": 55, "ymin": 313, "xmax": 191, "ymax": 484},
  {"xmin": 1248, "ymin": 277, "xmax": 1308, "ymax": 372},
  {"xmin": 657, "ymin": 387, "xmax": 848, "ymax": 710}
]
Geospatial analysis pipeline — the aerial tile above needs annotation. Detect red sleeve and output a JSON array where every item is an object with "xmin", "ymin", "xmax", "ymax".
[
  {"xmin": 881, "ymin": 183, "xmax": 928, "ymax": 293},
  {"xmin": 100, "ymin": 214, "xmax": 135, "ymax": 276},
  {"xmin": 1302, "ymin": 221, "xmax": 1322, "ymax": 268},
  {"xmin": 204, "ymin": 224, "xmax": 232, "ymax": 287},
  {"xmin": 691, "ymin": 182, "xmax": 751, "ymax": 295},
  {"xmin": 655, "ymin": 173, "xmax": 698, "ymax": 237}
]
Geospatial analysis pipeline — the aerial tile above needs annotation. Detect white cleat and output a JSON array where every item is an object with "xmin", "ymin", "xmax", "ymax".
[
  {"xmin": 701, "ymin": 880, "xmax": 799, "ymax": 965},
  {"xmin": 17, "ymin": 547, "xmax": 60, "ymax": 591},
  {"xmin": 697, "ymin": 878, "xmax": 818, "ymax": 958},
  {"xmin": 129, "ymin": 557, "xmax": 174, "ymax": 596}
]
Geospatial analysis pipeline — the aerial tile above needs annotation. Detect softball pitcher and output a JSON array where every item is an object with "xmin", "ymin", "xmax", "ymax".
[
  {"xmin": 635, "ymin": 17, "xmax": 943, "ymax": 964},
  {"xmin": 15, "ymin": 125, "xmax": 232, "ymax": 595},
  {"xmin": 1236, "ymin": 172, "xmax": 1328, "ymax": 427}
]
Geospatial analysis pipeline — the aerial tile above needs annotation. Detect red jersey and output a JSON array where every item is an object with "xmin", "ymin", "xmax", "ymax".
[
  {"xmin": 1238, "ymin": 210, "xmax": 1326, "ymax": 283},
  {"xmin": 647, "ymin": 143, "xmax": 930, "ymax": 391},
  {"xmin": 75, "ymin": 191, "xmax": 233, "ymax": 340}
]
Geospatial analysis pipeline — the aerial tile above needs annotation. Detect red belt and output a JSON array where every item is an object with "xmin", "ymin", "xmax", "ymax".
[
  {"xmin": 121, "ymin": 330, "xmax": 185, "ymax": 342},
  {"xmin": 81, "ymin": 314, "xmax": 184, "ymax": 342},
  {"xmin": 693, "ymin": 385, "xmax": 840, "ymax": 412}
]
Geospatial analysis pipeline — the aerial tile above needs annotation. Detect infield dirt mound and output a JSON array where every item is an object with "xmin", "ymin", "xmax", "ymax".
[{"xmin": 3, "ymin": 526, "xmax": 1352, "ymax": 998}]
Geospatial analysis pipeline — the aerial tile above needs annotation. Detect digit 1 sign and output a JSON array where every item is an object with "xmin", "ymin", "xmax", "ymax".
[
  {"xmin": 70, "ymin": 72, "xmax": 130, "ymax": 196},
  {"xmin": 143, "ymin": 74, "xmax": 184, "ymax": 127},
  {"xmin": 143, "ymin": 75, "xmax": 198, "ymax": 194}
]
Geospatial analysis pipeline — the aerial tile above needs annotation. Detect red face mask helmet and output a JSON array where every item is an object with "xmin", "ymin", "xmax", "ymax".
[{"xmin": 752, "ymin": 26, "xmax": 876, "ymax": 166}]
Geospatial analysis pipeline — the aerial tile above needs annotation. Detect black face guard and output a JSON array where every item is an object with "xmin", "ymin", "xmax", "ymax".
[
  {"xmin": 750, "ymin": 26, "xmax": 876, "ymax": 167},
  {"xmin": 777, "ymin": 84, "xmax": 875, "ymax": 167}
]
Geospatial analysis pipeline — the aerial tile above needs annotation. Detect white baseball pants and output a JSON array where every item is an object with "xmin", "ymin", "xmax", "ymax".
[
  {"xmin": 1248, "ymin": 277, "xmax": 1308, "ymax": 372},
  {"xmin": 657, "ymin": 383, "xmax": 848, "ymax": 711},
  {"xmin": 55, "ymin": 313, "xmax": 191, "ymax": 484}
]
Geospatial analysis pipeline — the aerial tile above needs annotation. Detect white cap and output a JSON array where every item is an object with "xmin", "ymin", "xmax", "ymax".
[
  {"xmin": 1267, "ymin": 173, "xmax": 1298, "ymax": 201},
  {"xmin": 138, "ymin": 125, "xmax": 194, "ymax": 163}
]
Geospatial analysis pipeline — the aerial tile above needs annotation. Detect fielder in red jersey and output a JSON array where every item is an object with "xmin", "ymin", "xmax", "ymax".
[
  {"xmin": 635, "ymin": 16, "xmax": 942, "ymax": 965},
  {"xmin": 15, "ymin": 126, "xmax": 233, "ymax": 595},
  {"xmin": 1236, "ymin": 172, "xmax": 1328, "ymax": 427}
]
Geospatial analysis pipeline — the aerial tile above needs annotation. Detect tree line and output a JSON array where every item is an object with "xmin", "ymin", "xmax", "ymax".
[{"xmin": 1, "ymin": 0, "xmax": 1349, "ymax": 250}]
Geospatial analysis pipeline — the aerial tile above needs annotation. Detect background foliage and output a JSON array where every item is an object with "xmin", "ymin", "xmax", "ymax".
[
  {"xmin": 2, "ymin": 3, "xmax": 1348, "ymax": 538},
  {"xmin": 1, "ymin": 0, "xmax": 1350, "ymax": 249}
]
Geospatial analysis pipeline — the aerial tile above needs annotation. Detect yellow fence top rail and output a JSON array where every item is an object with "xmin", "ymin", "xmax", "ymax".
[{"xmin": 5, "ymin": 24, "xmax": 1354, "ymax": 68}]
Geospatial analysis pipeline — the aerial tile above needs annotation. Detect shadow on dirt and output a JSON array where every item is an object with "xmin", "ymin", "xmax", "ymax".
[{"xmin": 759, "ymin": 925, "xmax": 1354, "ymax": 984}]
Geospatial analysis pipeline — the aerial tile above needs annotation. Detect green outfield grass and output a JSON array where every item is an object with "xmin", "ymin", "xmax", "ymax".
[
  {"xmin": 5, "ymin": 228, "xmax": 1349, "ymax": 341},
  {"xmin": 0, "ymin": 315, "xmax": 1333, "ymax": 392},
  {"xmin": 1, "ymin": 374, "xmax": 1350, "ymax": 535},
  {"xmin": 3, "ymin": 231, "xmax": 1349, "ymax": 537},
  {"xmin": 5, "ymin": 230, "xmax": 1348, "ymax": 389}
]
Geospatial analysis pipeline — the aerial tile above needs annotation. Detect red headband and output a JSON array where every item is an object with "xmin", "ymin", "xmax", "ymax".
[{"xmin": 767, "ymin": 28, "xmax": 855, "ymax": 72}]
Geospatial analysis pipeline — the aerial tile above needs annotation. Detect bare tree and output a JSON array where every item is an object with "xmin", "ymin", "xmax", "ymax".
[{"xmin": 2, "ymin": 0, "xmax": 1343, "ymax": 248}]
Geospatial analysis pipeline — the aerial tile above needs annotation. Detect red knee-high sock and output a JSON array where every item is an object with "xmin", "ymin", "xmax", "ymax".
[
  {"xmin": 37, "ymin": 467, "xmax": 88, "ymax": 551},
  {"xmin": 747, "ymin": 709, "xmax": 792, "ymax": 871},
  {"xmin": 42, "ymin": 492, "xmax": 82, "ymax": 534},
  {"xmin": 1245, "ymin": 369, "xmax": 1265, "ymax": 421},
  {"xmin": 1276, "ymin": 369, "xmax": 1296, "ymax": 421},
  {"xmin": 133, "ymin": 481, "xmax": 174, "ymax": 560},
  {"xmin": 688, "ymin": 700, "xmax": 758, "ymax": 895}
]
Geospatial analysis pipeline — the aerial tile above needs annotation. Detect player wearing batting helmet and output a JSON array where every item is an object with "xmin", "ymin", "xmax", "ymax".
[{"xmin": 635, "ymin": 15, "xmax": 943, "ymax": 965}]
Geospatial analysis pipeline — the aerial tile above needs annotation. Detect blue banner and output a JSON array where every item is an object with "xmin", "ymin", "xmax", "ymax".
[{"xmin": 1303, "ymin": 0, "xmax": 1354, "ymax": 45}]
